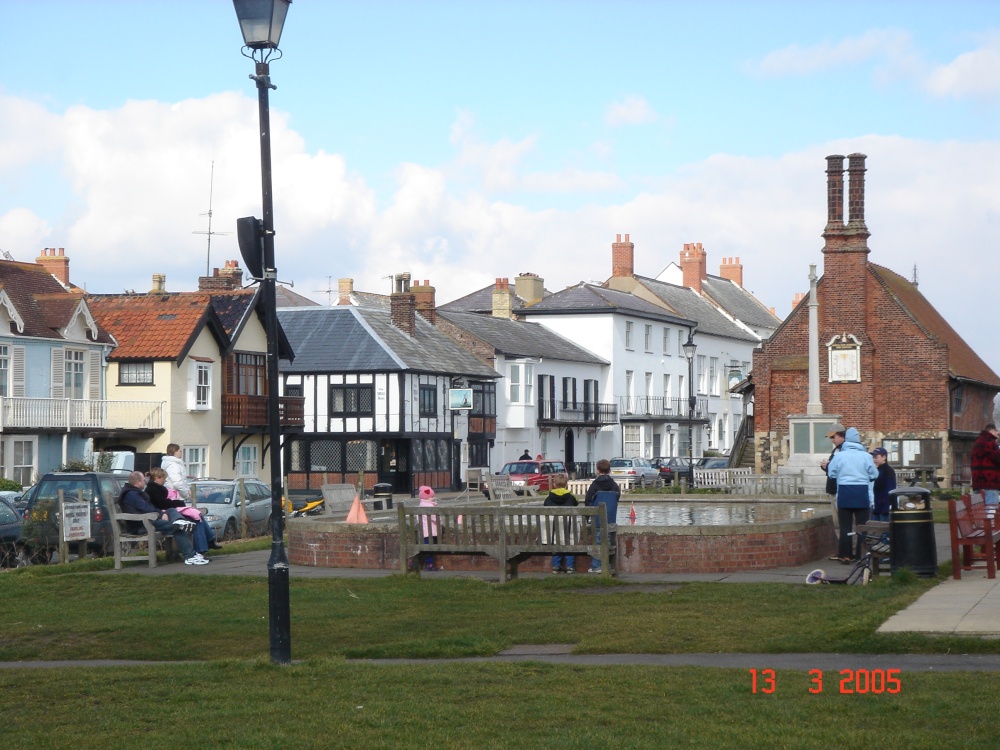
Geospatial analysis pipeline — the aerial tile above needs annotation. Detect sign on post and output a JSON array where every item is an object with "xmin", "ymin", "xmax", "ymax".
[{"xmin": 62, "ymin": 500, "xmax": 91, "ymax": 542}]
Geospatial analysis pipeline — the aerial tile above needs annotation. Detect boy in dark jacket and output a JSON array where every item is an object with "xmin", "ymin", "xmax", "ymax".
[
  {"xmin": 585, "ymin": 459, "xmax": 621, "ymax": 573},
  {"xmin": 544, "ymin": 473, "xmax": 578, "ymax": 573},
  {"xmin": 871, "ymin": 447, "xmax": 896, "ymax": 521}
]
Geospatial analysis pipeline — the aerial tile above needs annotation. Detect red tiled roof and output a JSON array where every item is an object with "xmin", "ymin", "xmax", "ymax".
[
  {"xmin": 870, "ymin": 264, "xmax": 1000, "ymax": 386},
  {"xmin": 88, "ymin": 294, "xmax": 222, "ymax": 361},
  {"xmin": 0, "ymin": 260, "xmax": 114, "ymax": 343}
]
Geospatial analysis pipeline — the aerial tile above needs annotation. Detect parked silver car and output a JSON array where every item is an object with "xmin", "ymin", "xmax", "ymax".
[
  {"xmin": 191, "ymin": 478, "xmax": 273, "ymax": 541},
  {"xmin": 609, "ymin": 457, "xmax": 662, "ymax": 487}
]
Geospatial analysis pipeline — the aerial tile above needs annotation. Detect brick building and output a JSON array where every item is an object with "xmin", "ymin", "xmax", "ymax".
[{"xmin": 752, "ymin": 154, "xmax": 1000, "ymax": 484}]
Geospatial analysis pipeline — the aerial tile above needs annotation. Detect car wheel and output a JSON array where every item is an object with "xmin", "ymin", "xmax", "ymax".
[{"xmin": 222, "ymin": 519, "xmax": 238, "ymax": 542}]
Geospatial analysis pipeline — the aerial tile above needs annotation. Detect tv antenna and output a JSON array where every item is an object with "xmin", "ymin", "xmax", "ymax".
[
  {"xmin": 911, "ymin": 263, "xmax": 919, "ymax": 288},
  {"xmin": 315, "ymin": 276, "xmax": 336, "ymax": 306},
  {"xmin": 192, "ymin": 161, "xmax": 230, "ymax": 276},
  {"xmin": 1, "ymin": 248, "xmax": 13, "ymax": 261}
]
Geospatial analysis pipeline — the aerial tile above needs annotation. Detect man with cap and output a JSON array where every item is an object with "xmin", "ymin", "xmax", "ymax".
[
  {"xmin": 871, "ymin": 447, "xmax": 896, "ymax": 521},
  {"xmin": 820, "ymin": 423, "xmax": 846, "ymax": 495},
  {"xmin": 971, "ymin": 423, "xmax": 1000, "ymax": 507}
]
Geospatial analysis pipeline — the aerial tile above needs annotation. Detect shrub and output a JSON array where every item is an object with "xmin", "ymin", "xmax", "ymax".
[{"xmin": 0, "ymin": 478, "xmax": 23, "ymax": 492}]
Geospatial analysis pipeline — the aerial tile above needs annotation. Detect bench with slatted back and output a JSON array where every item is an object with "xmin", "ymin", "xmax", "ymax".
[
  {"xmin": 398, "ymin": 504, "xmax": 612, "ymax": 581},
  {"xmin": 949, "ymin": 494, "xmax": 1000, "ymax": 580},
  {"xmin": 106, "ymin": 492, "xmax": 177, "ymax": 569}
]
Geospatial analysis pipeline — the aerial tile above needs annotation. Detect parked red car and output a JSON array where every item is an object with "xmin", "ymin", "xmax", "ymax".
[{"xmin": 493, "ymin": 460, "xmax": 568, "ymax": 494}]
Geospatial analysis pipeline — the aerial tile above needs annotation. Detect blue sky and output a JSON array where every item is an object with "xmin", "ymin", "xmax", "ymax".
[{"xmin": 3, "ymin": 1, "xmax": 1000, "ymax": 372}]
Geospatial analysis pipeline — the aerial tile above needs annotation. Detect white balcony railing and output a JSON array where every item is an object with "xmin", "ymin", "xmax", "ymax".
[{"xmin": 0, "ymin": 398, "xmax": 165, "ymax": 432}]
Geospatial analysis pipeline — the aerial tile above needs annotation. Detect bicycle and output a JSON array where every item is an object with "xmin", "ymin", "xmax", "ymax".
[{"xmin": 806, "ymin": 532, "xmax": 885, "ymax": 586}]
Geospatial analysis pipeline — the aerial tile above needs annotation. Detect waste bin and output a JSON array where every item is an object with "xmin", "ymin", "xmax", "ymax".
[
  {"xmin": 888, "ymin": 487, "xmax": 937, "ymax": 577},
  {"xmin": 373, "ymin": 483, "xmax": 393, "ymax": 511}
]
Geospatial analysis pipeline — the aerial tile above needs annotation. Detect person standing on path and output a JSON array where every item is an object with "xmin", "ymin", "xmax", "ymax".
[
  {"xmin": 871, "ymin": 447, "xmax": 897, "ymax": 522},
  {"xmin": 827, "ymin": 427, "xmax": 878, "ymax": 563},
  {"xmin": 544, "ymin": 473, "xmax": 579, "ymax": 574},
  {"xmin": 584, "ymin": 459, "xmax": 620, "ymax": 574},
  {"xmin": 971, "ymin": 423, "xmax": 1000, "ymax": 507},
  {"xmin": 161, "ymin": 443, "xmax": 191, "ymax": 502}
]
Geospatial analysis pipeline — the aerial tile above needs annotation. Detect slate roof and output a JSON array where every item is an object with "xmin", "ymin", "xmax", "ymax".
[
  {"xmin": 437, "ymin": 310, "xmax": 607, "ymax": 365},
  {"xmin": 0, "ymin": 260, "xmax": 114, "ymax": 343},
  {"xmin": 88, "ymin": 294, "xmax": 226, "ymax": 362},
  {"xmin": 634, "ymin": 276, "xmax": 760, "ymax": 343},
  {"xmin": 278, "ymin": 306, "xmax": 498, "ymax": 378},
  {"xmin": 522, "ymin": 282, "xmax": 694, "ymax": 325},
  {"xmin": 869, "ymin": 264, "xmax": 1000, "ymax": 386},
  {"xmin": 439, "ymin": 284, "xmax": 549, "ymax": 314},
  {"xmin": 700, "ymin": 276, "xmax": 780, "ymax": 330}
]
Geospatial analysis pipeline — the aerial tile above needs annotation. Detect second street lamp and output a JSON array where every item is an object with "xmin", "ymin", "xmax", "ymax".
[
  {"xmin": 233, "ymin": 0, "xmax": 292, "ymax": 666},
  {"xmin": 682, "ymin": 332, "xmax": 697, "ymax": 489}
]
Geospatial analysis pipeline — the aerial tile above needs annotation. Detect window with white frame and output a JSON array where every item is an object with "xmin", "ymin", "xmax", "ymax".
[
  {"xmin": 697, "ymin": 355, "xmax": 707, "ymax": 394},
  {"xmin": 188, "ymin": 361, "xmax": 212, "ymax": 410},
  {"xmin": 65, "ymin": 349, "xmax": 85, "ymax": 399},
  {"xmin": 709, "ymin": 357, "xmax": 719, "ymax": 396},
  {"xmin": 625, "ymin": 321, "xmax": 634, "ymax": 350},
  {"xmin": 663, "ymin": 374, "xmax": 671, "ymax": 402},
  {"xmin": 644, "ymin": 324, "xmax": 652, "ymax": 352},
  {"xmin": 623, "ymin": 424, "xmax": 641, "ymax": 457},
  {"xmin": 645, "ymin": 372, "xmax": 653, "ymax": 399},
  {"xmin": 183, "ymin": 446, "xmax": 208, "ymax": 480},
  {"xmin": 624, "ymin": 370, "xmax": 634, "ymax": 414},
  {"xmin": 11, "ymin": 438, "xmax": 35, "ymax": 486},
  {"xmin": 237, "ymin": 444, "xmax": 259, "ymax": 477},
  {"xmin": 662, "ymin": 327, "xmax": 671, "ymax": 355},
  {"xmin": 508, "ymin": 362, "xmax": 534, "ymax": 405}
]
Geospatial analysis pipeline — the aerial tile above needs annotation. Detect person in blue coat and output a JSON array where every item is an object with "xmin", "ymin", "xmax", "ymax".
[{"xmin": 827, "ymin": 427, "xmax": 878, "ymax": 562}]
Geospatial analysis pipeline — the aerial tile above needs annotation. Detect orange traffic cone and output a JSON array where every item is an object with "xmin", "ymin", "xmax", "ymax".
[
  {"xmin": 629, "ymin": 501, "xmax": 636, "ymax": 525},
  {"xmin": 345, "ymin": 494, "xmax": 369, "ymax": 524}
]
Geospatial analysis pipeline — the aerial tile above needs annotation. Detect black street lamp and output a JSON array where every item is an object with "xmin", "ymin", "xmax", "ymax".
[
  {"xmin": 682, "ymin": 332, "xmax": 697, "ymax": 489},
  {"xmin": 233, "ymin": 0, "xmax": 292, "ymax": 665}
]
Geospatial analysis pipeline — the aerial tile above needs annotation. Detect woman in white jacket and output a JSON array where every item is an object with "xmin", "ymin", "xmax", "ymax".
[{"xmin": 161, "ymin": 443, "xmax": 190, "ymax": 502}]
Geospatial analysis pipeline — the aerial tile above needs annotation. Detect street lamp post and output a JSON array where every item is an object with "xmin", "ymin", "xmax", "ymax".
[
  {"xmin": 682, "ymin": 333, "xmax": 697, "ymax": 489},
  {"xmin": 233, "ymin": 0, "xmax": 292, "ymax": 665}
]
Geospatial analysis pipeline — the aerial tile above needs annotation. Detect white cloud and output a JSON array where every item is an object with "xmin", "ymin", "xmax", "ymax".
[
  {"xmin": 604, "ymin": 95, "xmax": 657, "ymax": 127},
  {"xmin": 925, "ymin": 35, "xmax": 1000, "ymax": 99},
  {"xmin": 750, "ymin": 29, "xmax": 913, "ymax": 77},
  {"xmin": 1, "ymin": 90, "xmax": 998, "ymax": 375}
]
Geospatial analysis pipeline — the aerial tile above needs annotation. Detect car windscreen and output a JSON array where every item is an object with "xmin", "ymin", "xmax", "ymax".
[
  {"xmin": 34, "ymin": 480, "xmax": 95, "ymax": 502},
  {"xmin": 193, "ymin": 484, "xmax": 236, "ymax": 505},
  {"xmin": 609, "ymin": 459, "xmax": 632, "ymax": 468},
  {"xmin": 501, "ymin": 463, "xmax": 538, "ymax": 475}
]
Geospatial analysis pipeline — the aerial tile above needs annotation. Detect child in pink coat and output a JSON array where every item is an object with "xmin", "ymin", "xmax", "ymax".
[{"xmin": 418, "ymin": 486, "xmax": 439, "ymax": 571}]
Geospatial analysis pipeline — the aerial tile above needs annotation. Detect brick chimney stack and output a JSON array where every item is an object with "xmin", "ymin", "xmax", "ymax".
[
  {"xmin": 514, "ymin": 272, "xmax": 544, "ymax": 306},
  {"xmin": 390, "ymin": 273, "xmax": 416, "ymax": 335},
  {"xmin": 338, "ymin": 278, "xmax": 354, "ymax": 306},
  {"xmin": 150, "ymin": 274, "xmax": 166, "ymax": 294},
  {"xmin": 36, "ymin": 247, "xmax": 70, "ymax": 285},
  {"xmin": 846, "ymin": 152, "xmax": 870, "ymax": 242},
  {"xmin": 719, "ymin": 257, "xmax": 743, "ymax": 287},
  {"xmin": 680, "ymin": 242, "xmax": 707, "ymax": 294},
  {"xmin": 825, "ymin": 154, "xmax": 845, "ymax": 234},
  {"xmin": 492, "ymin": 278, "xmax": 515, "ymax": 319},
  {"xmin": 219, "ymin": 260, "xmax": 243, "ymax": 288},
  {"xmin": 792, "ymin": 291, "xmax": 806, "ymax": 309},
  {"xmin": 611, "ymin": 233, "xmax": 635, "ymax": 278},
  {"xmin": 198, "ymin": 262, "xmax": 242, "ymax": 292},
  {"xmin": 412, "ymin": 279, "xmax": 436, "ymax": 324}
]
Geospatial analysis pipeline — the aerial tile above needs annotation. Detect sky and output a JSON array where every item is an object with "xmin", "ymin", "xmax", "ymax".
[{"xmin": 2, "ymin": 1, "xmax": 999, "ymax": 372}]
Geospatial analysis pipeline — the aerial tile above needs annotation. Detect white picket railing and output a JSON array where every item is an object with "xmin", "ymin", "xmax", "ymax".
[{"xmin": 0, "ymin": 398, "xmax": 165, "ymax": 431}]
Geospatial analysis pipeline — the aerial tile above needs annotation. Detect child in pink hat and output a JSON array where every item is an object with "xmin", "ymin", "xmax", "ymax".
[{"xmin": 418, "ymin": 486, "xmax": 439, "ymax": 571}]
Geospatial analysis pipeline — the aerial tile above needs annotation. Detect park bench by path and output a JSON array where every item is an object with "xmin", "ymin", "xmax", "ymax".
[
  {"xmin": 730, "ymin": 472, "xmax": 805, "ymax": 496},
  {"xmin": 949, "ymin": 494, "xmax": 1000, "ymax": 580},
  {"xmin": 398, "ymin": 504, "xmax": 613, "ymax": 581},
  {"xmin": 107, "ymin": 494, "xmax": 178, "ymax": 569},
  {"xmin": 693, "ymin": 467, "xmax": 752, "ymax": 491}
]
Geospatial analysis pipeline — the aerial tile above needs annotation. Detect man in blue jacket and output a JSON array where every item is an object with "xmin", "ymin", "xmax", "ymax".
[
  {"xmin": 828, "ymin": 428, "xmax": 878, "ymax": 562},
  {"xmin": 585, "ymin": 459, "xmax": 621, "ymax": 573}
]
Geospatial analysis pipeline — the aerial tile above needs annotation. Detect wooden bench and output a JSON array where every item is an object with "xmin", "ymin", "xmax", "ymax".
[
  {"xmin": 485, "ymin": 474, "xmax": 519, "ymax": 503},
  {"xmin": 857, "ymin": 520, "xmax": 890, "ymax": 576},
  {"xmin": 949, "ymin": 495, "xmax": 1000, "ymax": 580},
  {"xmin": 693, "ymin": 467, "xmax": 752, "ymax": 490},
  {"xmin": 107, "ymin": 495, "xmax": 177, "ymax": 569},
  {"xmin": 398, "ymin": 504, "xmax": 613, "ymax": 581},
  {"xmin": 321, "ymin": 483, "xmax": 362, "ymax": 515}
]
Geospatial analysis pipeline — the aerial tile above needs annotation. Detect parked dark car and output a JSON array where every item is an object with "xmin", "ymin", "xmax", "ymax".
[
  {"xmin": 0, "ymin": 496, "xmax": 24, "ymax": 568},
  {"xmin": 651, "ymin": 457, "xmax": 691, "ymax": 483},
  {"xmin": 696, "ymin": 457, "xmax": 730, "ymax": 469},
  {"xmin": 22, "ymin": 471, "xmax": 128, "ymax": 558}
]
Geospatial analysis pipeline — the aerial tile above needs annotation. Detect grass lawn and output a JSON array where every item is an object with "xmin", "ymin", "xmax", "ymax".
[
  {"xmin": 2, "ymin": 661, "xmax": 999, "ymax": 749},
  {"xmin": 3, "ymin": 564, "xmax": 999, "ymax": 746}
]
